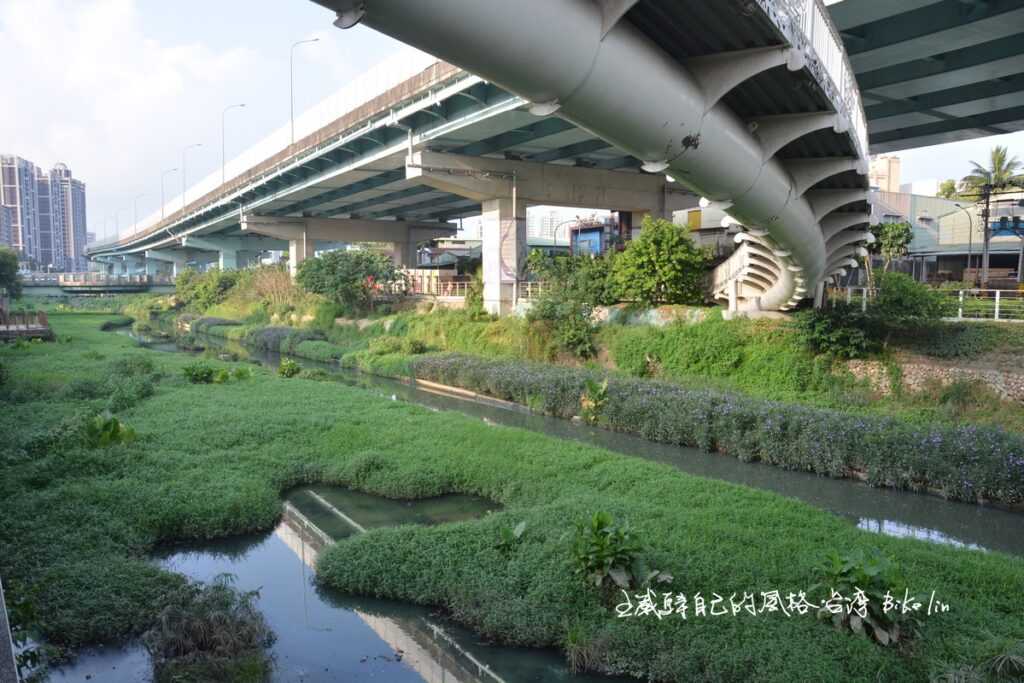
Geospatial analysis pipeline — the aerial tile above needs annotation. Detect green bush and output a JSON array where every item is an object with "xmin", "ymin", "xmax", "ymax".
[
  {"xmin": 83, "ymin": 412, "xmax": 137, "ymax": 448},
  {"xmin": 796, "ymin": 304, "xmax": 874, "ymax": 359},
  {"xmin": 811, "ymin": 549, "xmax": 916, "ymax": 648},
  {"xmin": 368, "ymin": 336, "xmax": 404, "ymax": 355},
  {"xmin": 400, "ymin": 337, "xmax": 428, "ymax": 355},
  {"xmin": 611, "ymin": 216, "xmax": 708, "ymax": 306},
  {"xmin": 182, "ymin": 362, "xmax": 216, "ymax": 384},
  {"xmin": 212, "ymin": 369, "xmax": 231, "ymax": 384},
  {"xmin": 175, "ymin": 268, "xmax": 242, "ymax": 312},
  {"xmin": 142, "ymin": 574, "xmax": 274, "ymax": 683},
  {"xmin": 231, "ymin": 367, "xmax": 252, "ymax": 381},
  {"xmin": 106, "ymin": 375, "xmax": 155, "ymax": 412},
  {"xmin": 277, "ymin": 359, "xmax": 301, "ymax": 378},
  {"xmin": 873, "ymin": 272, "xmax": 943, "ymax": 325},
  {"xmin": 296, "ymin": 250, "xmax": 401, "ymax": 316},
  {"xmin": 571, "ymin": 511, "xmax": 670, "ymax": 590}
]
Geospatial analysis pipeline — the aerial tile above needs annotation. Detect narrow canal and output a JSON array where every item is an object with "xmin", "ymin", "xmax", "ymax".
[
  {"xmin": 52, "ymin": 486, "xmax": 631, "ymax": 682},
  {"xmin": 172, "ymin": 331, "xmax": 1024, "ymax": 558}
]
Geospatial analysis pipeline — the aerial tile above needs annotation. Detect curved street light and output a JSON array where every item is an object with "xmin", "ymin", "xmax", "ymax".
[
  {"xmin": 181, "ymin": 143, "xmax": 203, "ymax": 210},
  {"xmin": 290, "ymin": 38, "xmax": 320, "ymax": 145},
  {"xmin": 954, "ymin": 202, "xmax": 976, "ymax": 286},
  {"xmin": 222, "ymin": 103, "xmax": 246, "ymax": 186},
  {"xmin": 161, "ymin": 168, "xmax": 178, "ymax": 220}
]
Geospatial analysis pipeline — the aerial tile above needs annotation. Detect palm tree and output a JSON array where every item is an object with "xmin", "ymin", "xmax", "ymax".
[{"xmin": 960, "ymin": 145, "xmax": 1023, "ymax": 192}]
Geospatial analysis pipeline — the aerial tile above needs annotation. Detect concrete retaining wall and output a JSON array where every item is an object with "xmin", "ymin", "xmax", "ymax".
[{"xmin": 847, "ymin": 359, "xmax": 1024, "ymax": 403}]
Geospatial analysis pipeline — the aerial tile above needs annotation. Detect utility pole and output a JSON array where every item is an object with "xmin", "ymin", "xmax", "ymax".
[{"xmin": 980, "ymin": 183, "xmax": 993, "ymax": 287}]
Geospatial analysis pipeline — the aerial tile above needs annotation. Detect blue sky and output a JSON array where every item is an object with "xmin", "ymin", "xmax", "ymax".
[{"xmin": 2, "ymin": 0, "xmax": 1022, "ymax": 243}]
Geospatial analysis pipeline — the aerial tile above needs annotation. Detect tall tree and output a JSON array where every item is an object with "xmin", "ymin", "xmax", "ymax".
[
  {"xmin": 0, "ymin": 246, "xmax": 22, "ymax": 299},
  {"xmin": 936, "ymin": 179, "xmax": 959, "ymax": 200},
  {"xmin": 960, "ymin": 145, "xmax": 1023, "ymax": 192},
  {"xmin": 869, "ymin": 221, "xmax": 913, "ymax": 272}
]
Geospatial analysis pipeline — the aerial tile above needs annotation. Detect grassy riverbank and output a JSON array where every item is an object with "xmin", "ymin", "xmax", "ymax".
[{"xmin": 1, "ymin": 313, "xmax": 1023, "ymax": 681}]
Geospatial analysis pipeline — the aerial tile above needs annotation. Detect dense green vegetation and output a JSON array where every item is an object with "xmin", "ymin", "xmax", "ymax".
[
  {"xmin": 0, "ymin": 245, "xmax": 23, "ymax": 298},
  {"xmin": 2, "ymin": 313, "xmax": 1023, "ymax": 682}
]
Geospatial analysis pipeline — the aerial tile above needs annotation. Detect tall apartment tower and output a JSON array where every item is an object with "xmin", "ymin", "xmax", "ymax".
[
  {"xmin": 868, "ymin": 154, "xmax": 902, "ymax": 193},
  {"xmin": 0, "ymin": 155, "xmax": 40, "ymax": 260},
  {"xmin": 51, "ymin": 164, "xmax": 88, "ymax": 271}
]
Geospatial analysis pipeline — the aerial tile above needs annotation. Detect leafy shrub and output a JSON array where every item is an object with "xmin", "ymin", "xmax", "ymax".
[
  {"xmin": 278, "ymin": 359, "xmax": 301, "ymax": 378},
  {"xmin": 182, "ymin": 362, "xmax": 216, "ymax": 384},
  {"xmin": 410, "ymin": 353, "xmax": 1024, "ymax": 505},
  {"xmin": 571, "ymin": 512, "xmax": 671, "ymax": 590},
  {"xmin": 142, "ymin": 574, "xmax": 274, "ymax": 683},
  {"xmin": 580, "ymin": 378, "xmax": 608, "ymax": 424},
  {"xmin": 0, "ymin": 360, "xmax": 7, "ymax": 386},
  {"xmin": 368, "ymin": 336, "xmax": 404, "ymax": 355},
  {"xmin": 232, "ymin": 367, "xmax": 252, "ymax": 380},
  {"xmin": 84, "ymin": 412, "xmax": 137, "ymax": 448},
  {"xmin": 495, "ymin": 521, "xmax": 527, "ymax": 552},
  {"xmin": 796, "ymin": 304, "xmax": 874, "ymax": 359},
  {"xmin": 296, "ymin": 249, "xmax": 401, "ymax": 316},
  {"xmin": 175, "ymin": 268, "xmax": 242, "ymax": 312},
  {"xmin": 873, "ymin": 272, "xmax": 943, "ymax": 325},
  {"xmin": 465, "ymin": 266, "xmax": 485, "ymax": 318},
  {"xmin": 212, "ymin": 369, "xmax": 231, "ymax": 384},
  {"xmin": 64, "ymin": 378, "xmax": 107, "ymax": 400},
  {"xmin": 811, "ymin": 549, "xmax": 916, "ymax": 648},
  {"xmin": 611, "ymin": 216, "xmax": 708, "ymax": 305},
  {"xmin": 400, "ymin": 337, "xmax": 427, "ymax": 355}
]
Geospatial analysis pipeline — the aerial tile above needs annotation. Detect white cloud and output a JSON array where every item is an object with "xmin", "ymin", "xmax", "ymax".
[{"xmin": 0, "ymin": 0, "xmax": 264, "ymax": 234}]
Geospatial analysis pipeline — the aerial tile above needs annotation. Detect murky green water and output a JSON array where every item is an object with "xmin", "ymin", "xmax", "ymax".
[
  {"xmin": 52, "ymin": 486, "xmax": 625, "ymax": 682},
  {"xmin": 165, "ymin": 331, "xmax": 1024, "ymax": 557}
]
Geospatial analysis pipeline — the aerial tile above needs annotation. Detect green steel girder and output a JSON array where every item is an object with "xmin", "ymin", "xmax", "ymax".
[
  {"xmin": 450, "ymin": 117, "xmax": 575, "ymax": 156},
  {"xmin": 526, "ymin": 138, "xmax": 612, "ymax": 162},
  {"xmin": 271, "ymin": 170, "xmax": 406, "ymax": 216},
  {"xmin": 363, "ymin": 193, "xmax": 470, "ymax": 220},
  {"xmin": 856, "ymin": 33, "xmax": 1024, "ymax": 91},
  {"xmin": 870, "ymin": 105, "xmax": 1024, "ymax": 147},
  {"xmin": 864, "ymin": 75, "xmax": 1024, "ymax": 120},
  {"xmin": 843, "ymin": 0, "xmax": 1024, "ymax": 56},
  {"xmin": 315, "ymin": 184, "xmax": 436, "ymax": 217}
]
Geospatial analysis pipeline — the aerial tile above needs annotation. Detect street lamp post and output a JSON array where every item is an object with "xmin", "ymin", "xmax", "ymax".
[
  {"xmin": 954, "ymin": 202, "xmax": 975, "ymax": 286},
  {"xmin": 222, "ymin": 103, "xmax": 246, "ymax": 186},
  {"xmin": 181, "ymin": 144, "xmax": 203, "ymax": 211},
  {"xmin": 290, "ymin": 38, "xmax": 320, "ymax": 145},
  {"xmin": 161, "ymin": 168, "xmax": 178, "ymax": 220},
  {"xmin": 133, "ymin": 193, "xmax": 145, "ymax": 235}
]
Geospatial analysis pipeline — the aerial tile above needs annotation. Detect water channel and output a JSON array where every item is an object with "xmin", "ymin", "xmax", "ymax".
[
  {"xmin": 52, "ymin": 486, "xmax": 631, "ymax": 682},
  {"xmin": 47, "ymin": 327, "xmax": 1024, "ymax": 680},
  {"xmin": 174, "ymin": 331, "xmax": 1024, "ymax": 558}
]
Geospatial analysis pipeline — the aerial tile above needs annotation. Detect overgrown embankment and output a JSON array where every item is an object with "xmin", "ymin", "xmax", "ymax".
[{"xmin": 2, "ymin": 313, "xmax": 1024, "ymax": 682}]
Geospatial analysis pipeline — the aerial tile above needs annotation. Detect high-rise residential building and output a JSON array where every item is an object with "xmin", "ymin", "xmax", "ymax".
[
  {"xmin": 0, "ymin": 155, "xmax": 40, "ymax": 260},
  {"xmin": 868, "ymin": 154, "xmax": 902, "ymax": 193},
  {"xmin": 0, "ymin": 206, "xmax": 13, "ymax": 248},
  {"xmin": 51, "ymin": 163, "xmax": 88, "ymax": 271},
  {"xmin": 0, "ymin": 155, "xmax": 88, "ymax": 270}
]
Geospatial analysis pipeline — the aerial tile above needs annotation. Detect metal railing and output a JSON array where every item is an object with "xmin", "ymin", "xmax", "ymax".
[
  {"xmin": 57, "ymin": 273, "xmax": 175, "ymax": 286},
  {"xmin": 516, "ymin": 281, "xmax": 546, "ymax": 301},
  {"xmin": 769, "ymin": 0, "xmax": 869, "ymax": 157},
  {"xmin": 0, "ymin": 310, "xmax": 49, "ymax": 328},
  {"xmin": 403, "ymin": 275, "xmax": 472, "ymax": 298},
  {"xmin": 828, "ymin": 286, "xmax": 1024, "ymax": 322}
]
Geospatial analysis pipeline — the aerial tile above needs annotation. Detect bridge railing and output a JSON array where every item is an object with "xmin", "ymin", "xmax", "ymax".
[
  {"xmin": 57, "ymin": 273, "xmax": 175, "ymax": 287},
  {"xmin": 771, "ymin": 0, "xmax": 869, "ymax": 157}
]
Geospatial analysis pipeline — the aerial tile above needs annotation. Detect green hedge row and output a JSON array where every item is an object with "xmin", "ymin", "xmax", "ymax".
[{"xmin": 410, "ymin": 353, "xmax": 1024, "ymax": 506}]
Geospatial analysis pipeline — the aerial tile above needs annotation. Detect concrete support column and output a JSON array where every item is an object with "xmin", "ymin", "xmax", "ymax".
[
  {"xmin": 145, "ymin": 259, "xmax": 160, "ymax": 276},
  {"xmin": 289, "ymin": 236, "xmax": 315, "ymax": 277},
  {"xmin": 481, "ymin": 197, "xmax": 527, "ymax": 315},
  {"xmin": 728, "ymin": 278, "xmax": 738, "ymax": 313},
  {"xmin": 219, "ymin": 250, "xmax": 239, "ymax": 271},
  {"xmin": 390, "ymin": 241, "xmax": 417, "ymax": 269},
  {"xmin": 813, "ymin": 281, "xmax": 826, "ymax": 309}
]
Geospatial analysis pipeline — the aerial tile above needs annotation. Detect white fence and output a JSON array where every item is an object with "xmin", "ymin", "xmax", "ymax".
[{"xmin": 829, "ymin": 286, "xmax": 1024, "ymax": 322}]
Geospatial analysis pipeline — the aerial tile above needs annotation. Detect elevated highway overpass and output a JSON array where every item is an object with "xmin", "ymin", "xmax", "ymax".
[
  {"xmin": 830, "ymin": 0, "xmax": 1024, "ymax": 152},
  {"xmin": 101, "ymin": 0, "xmax": 1016, "ymax": 312}
]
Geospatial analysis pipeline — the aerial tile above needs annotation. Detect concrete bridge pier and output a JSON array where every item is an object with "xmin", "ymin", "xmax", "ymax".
[
  {"xmin": 405, "ymin": 150, "xmax": 694, "ymax": 314},
  {"xmin": 180, "ymin": 235, "xmax": 288, "ymax": 271},
  {"xmin": 240, "ymin": 214, "xmax": 455, "ymax": 277},
  {"xmin": 145, "ymin": 249, "xmax": 192, "ymax": 277}
]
